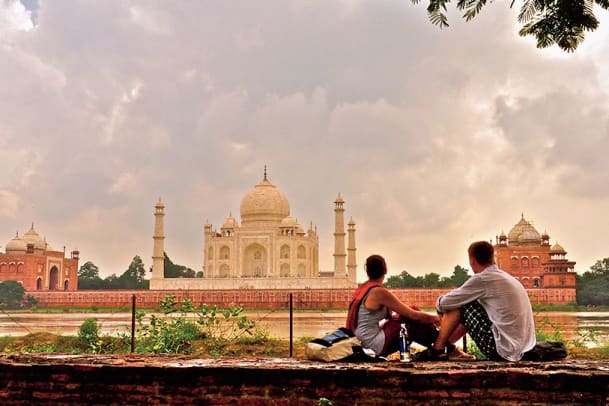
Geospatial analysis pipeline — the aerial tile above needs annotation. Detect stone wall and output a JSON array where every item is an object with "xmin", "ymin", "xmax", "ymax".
[
  {"xmin": 0, "ymin": 355, "xmax": 607, "ymax": 405},
  {"xmin": 28, "ymin": 287, "xmax": 577, "ymax": 309}
]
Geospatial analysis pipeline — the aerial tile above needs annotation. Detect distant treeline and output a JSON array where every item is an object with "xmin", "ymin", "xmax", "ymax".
[
  {"xmin": 384, "ymin": 265, "xmax": 470, "ymax": 288},
  {"xmin": 384, "ymin": 258, "xmax": 609, "ymax": 307},
  {"xmin": 576, "ymin": 258, "xmax": 609, "ymax": 306},
  {"xmin": 77, "ymin": 252, "xmax": 199, "ymax": 290}
]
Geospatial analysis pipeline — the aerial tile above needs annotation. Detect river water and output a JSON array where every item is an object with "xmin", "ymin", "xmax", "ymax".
[{"xmin": 1, "ymin": 311, "xmax": 608, "ymax": 346}]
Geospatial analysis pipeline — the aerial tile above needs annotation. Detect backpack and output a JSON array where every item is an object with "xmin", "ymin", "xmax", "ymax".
[
  {"xmin": 521, "ymin": 341, "xmax": 568, "ymax": 361},
  {"xmin": 305, "ymin": 327, "xmax": 376, "ymax": 362}
]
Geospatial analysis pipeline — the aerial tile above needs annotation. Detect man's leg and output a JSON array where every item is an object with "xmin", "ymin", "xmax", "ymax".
[
  {"xmin": 432, "ymin": 309, "xmax": 462, "ymax": 351},
  {"xmin": 459, "ymin": 301, "xmax": 503, "ymax": 360}
]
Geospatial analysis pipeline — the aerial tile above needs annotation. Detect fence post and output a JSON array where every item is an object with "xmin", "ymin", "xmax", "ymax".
[
  {"xmin": 131, "ymin": 294, "xmax": 136, "ymax": 353},
  {"xmin": 289, "ymin": 292, "xmax": 293, "ymax": 358}
]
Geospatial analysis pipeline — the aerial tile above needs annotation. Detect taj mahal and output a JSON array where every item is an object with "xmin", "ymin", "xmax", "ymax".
[{"xmin": 149, "ymin": 169, "xmax": 358, "ymax": 290}]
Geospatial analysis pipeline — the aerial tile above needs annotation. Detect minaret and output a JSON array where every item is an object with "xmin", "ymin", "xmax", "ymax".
[
  {"xmin": 347, "ymin": 216, "xmax": 357, "ymax": 283},
  {"xmin": 151, "ymin": 198, "xmax": 165, "ymax": 280},
  {"xmin": 333, "ymin": 193, "xmax": 346, "ymax": 277}
]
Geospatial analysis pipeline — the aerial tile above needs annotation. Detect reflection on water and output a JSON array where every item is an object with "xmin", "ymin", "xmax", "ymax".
[{"xmin": 1, "ymin": 311, "xmax": 608, "ymax": 346}]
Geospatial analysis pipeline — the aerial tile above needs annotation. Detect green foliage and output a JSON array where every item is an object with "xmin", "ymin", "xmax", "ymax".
[
  {"xmin": 78, "ymin": 261, "xmax": 108, "ymax": 290},
  {"xmin": 78, "ymin": 261, "xmax": 100, "ymax": 279},
  {"xmin": 78, "ymin": 318, "xmax": 102, "ymax": 353},
  {"xmin": 115, "ymin": 255, "xmax": 149, "ymax": 289},
  {"xmin": 385, "ymin": 265, "xmax": 470, "ymax": 288},
  {"xmin": 78, "ymin": 256, "xmax": 150, "ymax": 290},
  {"xmin": 465, "ymin": 339, "xmax": 486, "ymax": 360},
  {"xmin": 26, "ymin": 295, "xmax": 38, "ymax": 307},
  {"xmin": 0, "ymin": 280, "xmax": 26, "ymax": 309},
  {"xmin": 318, "ymin": 398, "xmax": 334, "ymax": 406},
  {"xmin": 570, "ymin": 328, "xmax": 601, "ymax": 348},
  {"xmin": 577, "ymin": 258, "xmax": 609, "ymax": 306},
  {"xmin": 411, "ymin": 0, "xmax": 609, "ymax": 51},
  {"xmin": 535, "ymin": 315, "xmax": 565, "ymax": 342},
  {"xmin": 131, "ymin": 295, "xmax": 258, "ymax": 354},
  {"xmin": 164, "ymin": 252, "xmax": 196, "ymax": 278}
]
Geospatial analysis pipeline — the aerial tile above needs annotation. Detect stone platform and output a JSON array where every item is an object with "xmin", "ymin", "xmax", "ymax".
[{"xmin": 0, "ymin": 354, "xmax": 608, "ymax": 405}]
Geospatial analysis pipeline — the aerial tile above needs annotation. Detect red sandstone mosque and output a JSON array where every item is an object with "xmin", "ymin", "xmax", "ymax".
[
  {"xmin": 0, "ymin": 224, "xmax": 79, "ymax": 291},
  {"xmin": 494, "ymin": 215, "xmax": 577, "ymax": 303}
]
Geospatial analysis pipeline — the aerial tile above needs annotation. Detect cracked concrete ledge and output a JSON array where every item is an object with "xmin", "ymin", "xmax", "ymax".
[{"xmin": 0, "ymin": 354, "xmax": 608, "ymax": 405}]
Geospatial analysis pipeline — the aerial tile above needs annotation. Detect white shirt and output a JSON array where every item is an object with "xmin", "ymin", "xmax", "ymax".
[{"xmin": 436, "ymin": 264, "xmax": 536, "ymax": 361}]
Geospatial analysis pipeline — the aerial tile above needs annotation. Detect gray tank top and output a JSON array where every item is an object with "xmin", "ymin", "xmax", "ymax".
[{"xmin": 354, "ymin": 287, "xmax": 389, "ymax": 355}]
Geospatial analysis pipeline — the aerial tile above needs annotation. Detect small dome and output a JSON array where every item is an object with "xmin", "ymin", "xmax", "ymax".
[
  {"xmin": 23, "ymin": 224, "xmax": 46, "ymax": 250},
  {"xmin": 280, "ymin": 216, "xmax": 297, "ymax": 227},
  {"xmin": 5, "ymin": 233, "xmax": 26, "ymax": 253},
  {"xmin": 551, "ymin": 243, "xmax": 566, "ymax": 253},
  {"xmin": 508, "ymin": 215, "xmax": 541, "ymax": 244},
  {"xmin": 222, "ymin": 214, "xmax": 237, "ymax": 229},
  {"xmin": 240, "ymin": 175, "xmax": 290, "ymax": 225}
]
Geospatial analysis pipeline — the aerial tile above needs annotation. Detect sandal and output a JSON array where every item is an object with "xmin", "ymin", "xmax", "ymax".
[
  {"xmin": 448, "ymin": 350, "xmax": 476, "ymax": 361},
  {"xmin": 412, "ymin": 347, "xmax": 448, "ymax": 361}
]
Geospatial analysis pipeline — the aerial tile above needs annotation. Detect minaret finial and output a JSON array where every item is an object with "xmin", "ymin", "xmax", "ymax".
[{"xmin": 264, "ymin": 165, "xmax": 268, "ymax": 181}]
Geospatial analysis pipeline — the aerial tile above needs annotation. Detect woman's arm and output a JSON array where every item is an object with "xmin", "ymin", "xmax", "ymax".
[{"xmin": 368, "ymin": 287, "xmax": 439, "ymax": 325}]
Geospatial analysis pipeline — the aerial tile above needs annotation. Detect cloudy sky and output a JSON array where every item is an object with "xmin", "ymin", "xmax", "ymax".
[{"xmin": 1, "ymin": 0, "xmax": 609, "ymax": 281}]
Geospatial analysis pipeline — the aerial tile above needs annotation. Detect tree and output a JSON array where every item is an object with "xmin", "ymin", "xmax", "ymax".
[
  {"xmin": 164, "ymin": 252, "xmax": 196, "ymax": 278},
  {"xmin": 412, "ymin": 0, "xmax": 609, "ymax": 52},
  {"xmin": 0, "ymin": 280, "xmax": 26, "ymax": 309},
  {"xmin": 577, "ymin": 258, "xmax": 609, "ymax": 305},
  {"xmin": 78, "ymin": 261, "xmax": 108, "ymax": 290},
  {"xmin": 385, "ymin": 266, "xmax": 470, "ymax": 288},
  {"xmin": 78, "ymin": 261, "xmax": 100, "ymax": 279},
  {"xmin": 113, "ymin": 256, "xmax": 149, "ymax": 290},
  {"xmin": 448, "ymin": 265, "xmax": 470, "ymax": 287},
  {"xmin": 385, "ymin": 270, "xmax": 423, "ymax": 288}
]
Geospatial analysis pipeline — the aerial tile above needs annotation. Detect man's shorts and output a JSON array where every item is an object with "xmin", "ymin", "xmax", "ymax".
[{"xmin": 460, "ymin": 301, "xmax": 504, "ymax": 361}]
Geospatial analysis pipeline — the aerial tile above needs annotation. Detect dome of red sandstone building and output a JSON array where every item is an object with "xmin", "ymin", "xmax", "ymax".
[
  {"xmin": 508, "ymin": 215, "xmax": 541, "ymax": 245},
  {"xmin": 5, "ymin": 232, "xmax": 27, "ymax": 253}
]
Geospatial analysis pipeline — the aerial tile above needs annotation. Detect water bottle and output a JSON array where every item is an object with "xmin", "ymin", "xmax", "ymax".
[{"xmin": 399, "ymin": 323, "xmax": 411, "ymax": 362}]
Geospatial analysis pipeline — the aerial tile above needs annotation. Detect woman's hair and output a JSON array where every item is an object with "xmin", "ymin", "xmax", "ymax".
[
  {"xmin": 468, "ymin": 240, "xmax": 494, "ymax": 266},
  {"xmin": 365, "ymin": 255, "xmax": 387, "ymax": 279}
]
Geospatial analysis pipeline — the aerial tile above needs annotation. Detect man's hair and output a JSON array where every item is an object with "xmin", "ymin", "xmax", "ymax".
[
  {"xmin": 468, "ymin": 241, "xmax": 494, "ymax": 266},
  {"xmin": 365, "ymin": 255, "xmax": 387, "ymax": 279}
]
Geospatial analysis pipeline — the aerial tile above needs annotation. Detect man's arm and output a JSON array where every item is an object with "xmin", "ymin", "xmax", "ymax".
[{"xmin": 436, "ymin": 276, "xmax": 485, "ymax": 313}]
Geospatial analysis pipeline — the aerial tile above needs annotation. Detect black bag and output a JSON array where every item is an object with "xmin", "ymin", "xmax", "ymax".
[
  {"xmin": 522, "ymin": 341, "xmax": 568, "ymax": 361},
  {"xmin": 305, "ymin": 327, "xmax": 378, "ymax": 362}
]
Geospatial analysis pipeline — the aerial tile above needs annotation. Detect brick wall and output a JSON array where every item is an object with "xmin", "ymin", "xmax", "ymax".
[
  {"xmin": 28, "ymin": 287, "xmax": 577, "ymax": 309},
  {"xmin": 0, "ymin": 355, "xmax": 607, "ymax": 405}
]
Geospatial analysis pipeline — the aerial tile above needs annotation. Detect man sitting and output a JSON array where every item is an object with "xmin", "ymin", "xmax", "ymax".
[{"xmin": 426, "ymin": 240, "xmax": 536, "ymax": 361}]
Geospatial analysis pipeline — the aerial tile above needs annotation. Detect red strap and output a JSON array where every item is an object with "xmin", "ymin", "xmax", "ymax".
[{"xmin": 345, "ymin": 280, "xmax": 382, "ymax": 332}]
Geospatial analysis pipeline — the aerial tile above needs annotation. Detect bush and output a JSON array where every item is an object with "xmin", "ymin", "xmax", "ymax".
[
  {"xmin": 131, "ymin": 295, "xmax": 261, "ymax": 355},
  {"xmin": 78, "ymin": 318, "xmax": 101, "ymax": 353},
  {"xmin": 0, "ymin": 280, "xmax": 26, "ymax": 309}
]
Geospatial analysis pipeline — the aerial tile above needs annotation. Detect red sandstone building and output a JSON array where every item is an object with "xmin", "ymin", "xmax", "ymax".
[
  {"xmin": 0, "ymin": 224, "xmax": 79, "ymax": 291},
  {"xmin": 494, "ymin": 215, "xmax": 576, "ymax": 300}
]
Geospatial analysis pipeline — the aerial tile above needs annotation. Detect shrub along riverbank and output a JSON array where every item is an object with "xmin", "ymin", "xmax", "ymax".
[{"xmin": 0, "ymin": 295, "xmax": 608, "ymax": 360}]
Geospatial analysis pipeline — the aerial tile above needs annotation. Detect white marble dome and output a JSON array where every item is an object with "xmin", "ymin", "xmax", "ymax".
[
  {"xmin": 240, "ymin": 177, "xmax": 290, "ymax": 225},
  {"xmin": 23, "ymin": 224, "xmax": 46, "ymax": 250},
  {"xmin": 5, "ymin": 233, "xmax": 27, "ymax": 253}
]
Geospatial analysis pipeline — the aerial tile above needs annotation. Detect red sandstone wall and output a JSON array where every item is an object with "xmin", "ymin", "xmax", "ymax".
[{"xmin": 27, "ymin": 287, "xmax": 577, "ymax": 309}]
